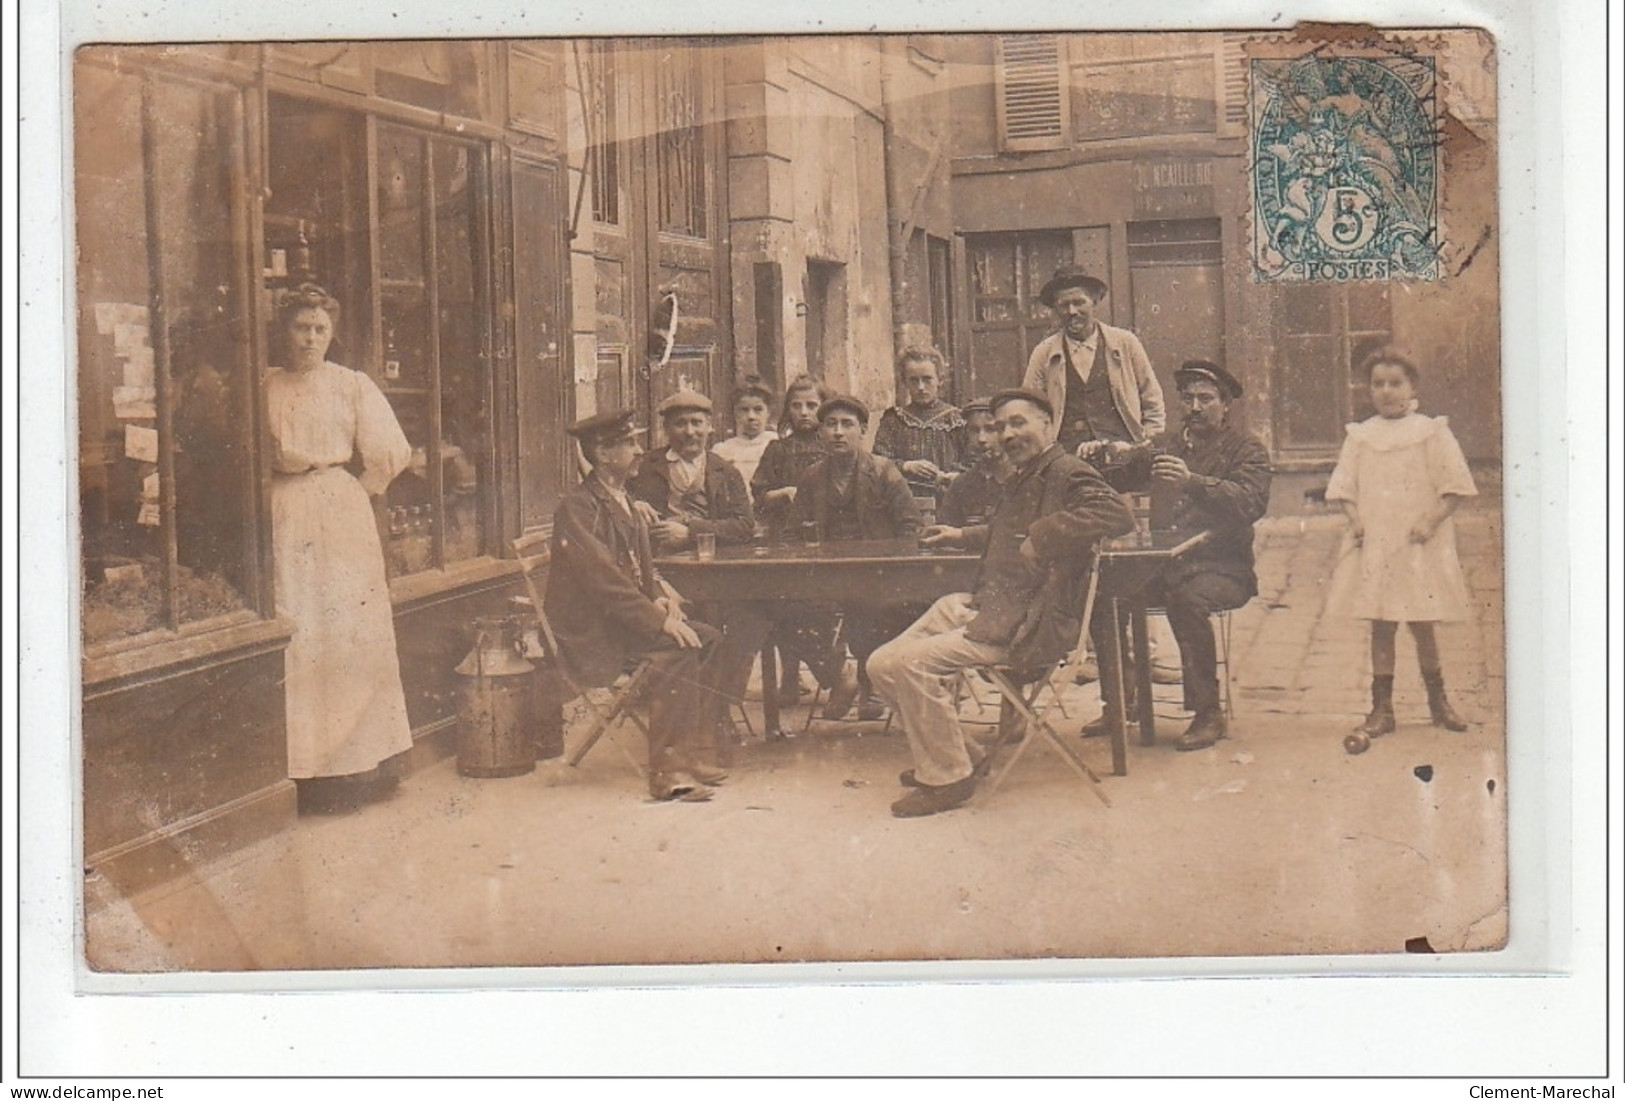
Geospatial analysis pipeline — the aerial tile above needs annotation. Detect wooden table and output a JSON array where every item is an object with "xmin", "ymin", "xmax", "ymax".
[
  {"xmin": 1093, "ymin": 530, "xmax": 1210, "ymax": 776},
  {"xmin": 657, "ymin": 539, "xmax": 980, "ymax": 735}
]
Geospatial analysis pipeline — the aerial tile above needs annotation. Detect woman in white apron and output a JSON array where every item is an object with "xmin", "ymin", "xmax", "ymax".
[{"xmin": 265, "ymin": 284, "xmax": 413, "ymax": 814}]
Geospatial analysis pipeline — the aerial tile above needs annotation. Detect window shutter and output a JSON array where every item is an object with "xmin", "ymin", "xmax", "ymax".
[
  {"xmin": 1221, "ymin": 32, "xmax": 1249, "ymax": 130},
  {"xmin": 997, "ymin": 34, "xmax": 1068, "ymax": 151}
]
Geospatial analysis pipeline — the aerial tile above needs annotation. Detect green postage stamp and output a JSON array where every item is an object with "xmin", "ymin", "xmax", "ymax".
[{"xmin": 1250, "ymin": 40, "xmax": 1443, "ymax": 283}]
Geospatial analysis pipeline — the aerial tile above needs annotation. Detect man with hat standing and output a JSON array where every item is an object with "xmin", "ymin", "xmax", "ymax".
[
  {"xmin": 545, "ymin": 409, "xmax": 733, "ymax": 801},
  {"xmin": 1132, "ymin": 359, "xmax": 1272, "ymax": 751},
  {"xmin": 1023, "ymin": 266, "xmax": 1165, "ymax": 465},
  {"xmin": 868, "ymin": 389, "xmax": 1133, "ymax": 817},
  {"xmin": 793, "ymin": 394, "xmax": 923, "ymax": 720}
]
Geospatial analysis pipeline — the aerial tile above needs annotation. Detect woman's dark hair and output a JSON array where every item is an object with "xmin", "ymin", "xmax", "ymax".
[
  {"xmin": 1361, "ymin": 348, "xmax": 1421, "ymax": 385},
  {"xmin": 277, "ymin": 282, "xmax": 341, "ymax": 328},
  {"xmin": 731, "ymin": 376, "xmax": 776, "ymax": 409},
  {"xmin": 779, "ymin": 374, "xmax": 830, "ymax": 424}
]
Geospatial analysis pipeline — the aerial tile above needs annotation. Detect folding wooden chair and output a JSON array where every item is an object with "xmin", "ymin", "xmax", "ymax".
[
  {"xmin": 971, "ymin": 541, "xmax": 1111, "ymax": 808},
  {"xmin": 510, "ymin": 533, "xmax": 653, "ymax": 776}
]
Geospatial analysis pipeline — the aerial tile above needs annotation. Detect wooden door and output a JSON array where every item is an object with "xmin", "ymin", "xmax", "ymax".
[
  {"xmin": 511, "ymin": 154, "xmax": 570, "ymax": 530},
  {"xmin": 625, "ymin": 39, "xmax": 731, "ymax": 440}
]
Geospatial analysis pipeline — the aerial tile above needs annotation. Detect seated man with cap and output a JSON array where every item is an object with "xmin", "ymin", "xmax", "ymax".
[
  {"xmin": 1090, "ymin": 360, "xmax": 1272, "ymax": 751},
  {"xmin": 630, "ymin": 387, "xmax": 755, "ymax": 551},
  {"xmin": 868, "ymin": 390, "xmax": 1133, "ymax": 817},
  {"xmin": 793, "ymin": 394, "xmax": 924, "ymax": 721},
  {"xmin": 629, "ymin": 386, "xmax": 770, "ymax": 745},
  {"xmin": 937, "ymin": 396, "xmax": 1014, "ymax": 529},
  {"xmin": 545, "ymin": 409, "xmax": 733, "ymax": 801}
]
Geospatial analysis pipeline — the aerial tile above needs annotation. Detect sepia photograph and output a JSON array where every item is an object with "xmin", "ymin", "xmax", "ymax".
[{"xmin": 69, "ymin": 25, "xmax": 1512, "ymax": 975}]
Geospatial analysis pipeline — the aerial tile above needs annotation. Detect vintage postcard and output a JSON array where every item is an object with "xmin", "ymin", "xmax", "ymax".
[{"xmin": 70, "ymin": 25, "xmax": 1508, "ymax": 977}]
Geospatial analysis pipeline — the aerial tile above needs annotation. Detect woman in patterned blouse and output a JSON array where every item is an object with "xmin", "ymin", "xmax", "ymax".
[{"xmin": 872, "ymin": 345, "xmax": 968, "ymax": 505}]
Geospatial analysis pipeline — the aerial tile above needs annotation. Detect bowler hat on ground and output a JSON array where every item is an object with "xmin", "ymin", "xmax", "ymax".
[
  {"xmin": 566, "ymin": 408, "xmax": 644, "ymax": 446},
  {"xmin": 989, "ymin": 388, "xmax": 1055, "ymax": 419},
  {"xmin": 1038, "ymin": 266, "xmax": 1109, "ymax": 308},
  {"xmin": 1175, "ymin": 359, "xmax": 1244, "ymax": 401},
  {"xmin": 657, "ymin": 388, "xmax": 714, "ymax": 418},
  {"xmin": 817, "ymin": 394, "xmax": 870, "ymax": 427}
]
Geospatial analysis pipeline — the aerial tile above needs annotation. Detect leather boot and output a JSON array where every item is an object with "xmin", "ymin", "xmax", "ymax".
[
  {"xmin": 1422, "ymin": 670, "xmax": 1468, "ymax": 731},
  {"xmin": 1359, "ymin": 675, "xmax": 1396, "ymax": 737},
  {"xmin": 1175, "ymin": 708, "xmax": 1227, "ymax": 751}
]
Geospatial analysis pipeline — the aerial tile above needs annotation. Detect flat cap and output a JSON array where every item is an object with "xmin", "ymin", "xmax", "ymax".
[
  {"xmin": 959, "ymin": 396, "xmax": 996, "ymax": 417},
  {"xmin": 1175, "ymin": 359, "xmax": 1244, "ymax": 401},
  {"xmin": 1038, "ymin": 266, "xmax": 1109, "ymax": 308},
  {"xmin": 657, "ymin": 388, "xmax": 714, "ymax": 418},
  {"xmin": 989, "ymin": 388, "xmax": 1055, "ymax": 419},
  {"xmin": 816, "ymin": 394, "xmax": 870, "ymax": 426},
  {"xmin": 566, "ymin": 408, "xmax": 644, "ymax": 444}
]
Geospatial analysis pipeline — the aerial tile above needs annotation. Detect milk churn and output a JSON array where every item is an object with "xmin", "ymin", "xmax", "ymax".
[{"xmin": 454, "ymin": 614, "xmax": 536, "ymax": 777}]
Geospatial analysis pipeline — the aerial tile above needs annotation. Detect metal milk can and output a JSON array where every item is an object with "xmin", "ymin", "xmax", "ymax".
[{"xmin": 454, "ymin": 614, "xmax": 536, "ymax": 778}]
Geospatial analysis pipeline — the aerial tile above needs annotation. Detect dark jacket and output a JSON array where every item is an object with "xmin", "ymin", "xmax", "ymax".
[
  {"xmin": 545, "ymin": 472, "xmax": 668, "ymax": 687},
  {"xmin": 937, "ymin": 460, "xmax": 1009, "ymax": 528},
  {"xmin": 793, "ymin": 450, "xmax": 922, "ymax": 542},
  {"xmin": 1156, "ymin": 424, "xmax": 1272, "ymax": 596},
  {"xmin": 751, "ymin": 430, "xmax": 826, "ymax": 538},
  {"xmin": 960, "ymin": 444, "xmax": 1133, "ymax": 669},
  {"xmin": 628, "ymin": 450, "xmax": 755, "ymax": 546}
]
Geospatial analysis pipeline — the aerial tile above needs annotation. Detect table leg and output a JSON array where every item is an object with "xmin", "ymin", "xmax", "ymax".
[
  {"xmin": 1097, "ymin": 596, "xmax": 1130, "ymax": 777},
  {"xmin": 759, "ymin": 643, "xmax": 781, "ymax": 738},
  {"xmin": 1131, "ymin": 602, "xmax": 1156, "ymax": 746}
]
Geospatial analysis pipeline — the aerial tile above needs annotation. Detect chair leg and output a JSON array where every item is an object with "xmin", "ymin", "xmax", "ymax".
[
  {"xmin": 979, "ymin": 670, "xmax": 1112, "ymax": 807},
  {"xmin": 1218, "ymin": 610, "xmax": 1234, "ymax": 721}
]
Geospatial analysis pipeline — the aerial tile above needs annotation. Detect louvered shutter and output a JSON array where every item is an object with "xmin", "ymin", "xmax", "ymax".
[
  {"xmin": 1221, "ymin": 32, "xmax": 1249, "ymax": 131},
  {"xmin": 996, "ymin": 34, "xmax": 1069, "ymax": 151}
]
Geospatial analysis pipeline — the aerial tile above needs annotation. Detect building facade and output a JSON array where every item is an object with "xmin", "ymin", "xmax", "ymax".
[
  {"xmin": 73, "ymin": 37, "xmax": 951, "ymax": 893},
  {"xmin": 945, "ymin": 31, "xmax": 1501, "ymax": 466}
]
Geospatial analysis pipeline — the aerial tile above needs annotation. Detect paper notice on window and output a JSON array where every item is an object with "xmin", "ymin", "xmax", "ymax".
[
  {"xmin": 137, "ymin": 502, "xmax": 161, "ymax": 527},
  {"xmin": 124, "ymin": 424, "xmax": 159, "ymax": 464},
  {"xmin": 94, "ymin": 302, "xmax": 120, "ymax": 335},
  {"xmin": 142, "ymin": 472, "xmax": 161, "ymax": 502},
  {"xmin": 112, "ymin": 386, "xmax": 157, "ymax": 420},
  {"xmin": 113, "ymin": 322, "xmax": 151, "ymax": 358}
]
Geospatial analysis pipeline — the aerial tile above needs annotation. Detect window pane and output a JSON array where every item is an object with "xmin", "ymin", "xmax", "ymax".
[
  {"xmin": 656, "ymin": 50, "xmax": 707, "ymax": 237},
  {"xmin": 149, "ymin": 79, "xmax": 253, "ymax": 625},
  {"xmin": 1276, "ymin": 334, "xmax": 1343, "ymax": 448},
  {"xmin": 77, "ymin": 63, "xmax": 164, "ymax": 643},
  {"xmin": 588, "ymin": 42, "xmax": 619, "ymax": 225},
  {"xmin": 432, "ymin": 139, "xmax": 485, "ymax": 564},
  {"xmin": 1346, "ymin": 282, "xmax": 1392, "ymax": 333}
]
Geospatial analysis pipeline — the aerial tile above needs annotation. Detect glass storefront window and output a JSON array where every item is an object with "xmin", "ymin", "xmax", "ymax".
[{"xmin": 76, "ymin": 57, "xmax": 255, "ymax": 646}]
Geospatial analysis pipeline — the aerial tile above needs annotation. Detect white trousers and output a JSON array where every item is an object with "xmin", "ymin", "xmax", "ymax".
[{"xmin": 867, "ymin": 593, "xmax": 1007, "ymax": 787}]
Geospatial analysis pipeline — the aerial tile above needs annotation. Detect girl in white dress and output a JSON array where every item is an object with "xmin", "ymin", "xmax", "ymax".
[
  {"xmin": 265, "ymin": 285, "xmax": 414, "ymax": 813},
  {"xmin": 1325, "ymin": 351, "xmax": 1477, "ymax": 737}
]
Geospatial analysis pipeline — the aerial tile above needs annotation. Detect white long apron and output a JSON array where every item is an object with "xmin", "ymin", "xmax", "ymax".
[{"xmin": 267, "ymin": 362, "xmax": 413, "ymax": 779}]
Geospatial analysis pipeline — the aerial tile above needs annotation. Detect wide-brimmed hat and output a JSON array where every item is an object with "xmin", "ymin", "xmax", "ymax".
[
  {"xmin": 989, "ymin": 388, "xmax": 1055, "ymax": 419},
  {"xmin": 657, "ymin": 388, "xmax": 714, "ymax": 419},
  {"xmin": 816, "ymin": 394, "xmax": 870, "ymax": 427},
  {"xmin": 1038, "ymin": 266, "xmax": 1109, "ymax": 308},
  {"xmin": 1174, "ymin": 359, "xmax": 1244, "ymax": 401},
  {"xmin": 566, "ymin": 408, "xmax": 644, "ymax": 446}
]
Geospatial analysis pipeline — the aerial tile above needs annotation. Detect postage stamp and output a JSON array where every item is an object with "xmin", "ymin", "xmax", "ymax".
[{"xmin": 1250, "ymin": 50, "xmax": 1441, "ymax": 283}]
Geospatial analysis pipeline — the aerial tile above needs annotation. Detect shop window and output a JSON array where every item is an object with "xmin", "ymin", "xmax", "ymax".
[
  {"xmin": 372, "ymin": 41, "xmax": 488, "ymax": 120},
  {"xmin": 655, "ymin": 50, "xmax": 707, "ymax": 237},
  {"xmin": 76, "ymin": 59, "xmax": 257, "ymax": 645},
  {"xmin": 265, "ymin": 97, "xmax": 492, "ymax": 577},
  {"xmin": 1274, "ymin": 283, "xmax": 1393, "ymax": 451},
  {"xmin": 374, "ymin": 124, "xmax": 490, "ymax": 573},
  {"xmin": 996, "ymin": 34, "xmax": 1068, "ymax": 152}
]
